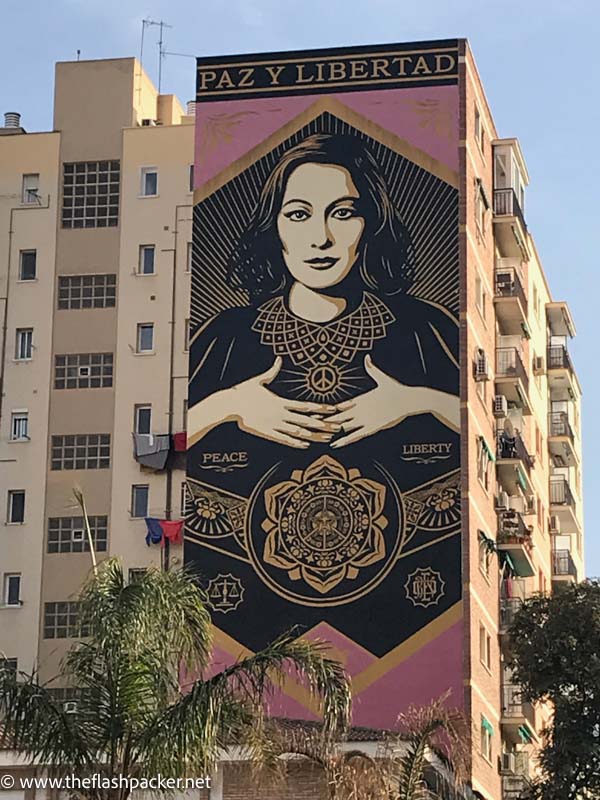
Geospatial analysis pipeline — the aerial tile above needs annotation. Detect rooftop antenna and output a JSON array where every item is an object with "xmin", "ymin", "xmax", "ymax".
[
  {"xmin": 140, "ymin": 17, "xmax": 172, "ymax": 94},
  {"xmin": 76, "ymin": 49, "xmax": 81, "ymax": 61}
]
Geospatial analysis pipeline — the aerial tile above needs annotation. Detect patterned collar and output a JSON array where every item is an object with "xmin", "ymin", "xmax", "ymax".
[{"xmin": 252, "ymin": 292, "xmax": 395, "ymax": 366}]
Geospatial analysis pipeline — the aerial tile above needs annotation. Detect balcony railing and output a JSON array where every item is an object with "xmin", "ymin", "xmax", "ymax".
[
  {"xmin": 494, "ymin": 188, "xmax": 527, "ymax": 232},
  {"xmin": 500, "ymin": 598, "xmax": 523, "ymax": 630},
  {"xmin": 495, "ymin": 269, "xmax": 528, "ymax": 312},
  {"xmin": 548, "ymin": 412, "xmax": 575, "ymax": 442},
  {"xmin": 549, "ymin": 476, "xmax": 576, "ymax": 512},
  {"xmin": 497, "ymin": 431, "xmax": 534, "ymax": 473},
  {"xmin": 501, "ymin": 577, "xmax": 529, "ymax": 602},
  {"xmin": 498, "ymin": 509, "xmax": 532, "ymax": 544},
  {"xmin": 502, "ymin": 683, "xmax": 535, "ymax": 728},
  {"xmin": 553, "ymin": 548, "xmax": 577, "ymax": 578},
  {"xmin": 496, "ymin": 347, "xmax": 529, "ymax": 395},
  {"xmin": 547, "ymin": 344, "xmax": 573, "ymax": 372},
  {"xmin": 503, "ymin": 775, "xmax": 529, "ymax": 800}
]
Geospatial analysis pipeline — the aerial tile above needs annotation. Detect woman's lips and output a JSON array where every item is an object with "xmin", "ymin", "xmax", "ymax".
[{"xmin": 304, "ymin": 257, "xmax": 339, "ymax": 270}]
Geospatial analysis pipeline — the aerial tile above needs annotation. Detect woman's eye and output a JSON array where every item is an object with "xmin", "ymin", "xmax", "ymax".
[
  {"xmin": 331, "ymin": 207, "xmax": 356, "ymax": 220},
  {"xmin": 284, "ymin": 209, "xmax": 310, "ymax": 221}
]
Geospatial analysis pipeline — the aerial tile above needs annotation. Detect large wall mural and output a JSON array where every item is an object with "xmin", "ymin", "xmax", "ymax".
[{"xmin": 186, "ymin": 41, "xmax": 462, "ymax": 728}]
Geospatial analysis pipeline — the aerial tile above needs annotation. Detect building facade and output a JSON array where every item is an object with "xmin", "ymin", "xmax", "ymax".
[{"xmin": 0, "ymin": 43, "xmax": 584, "ymax": 800}]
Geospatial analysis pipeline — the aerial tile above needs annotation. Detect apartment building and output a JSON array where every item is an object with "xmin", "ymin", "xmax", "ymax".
[{"xmin": 0, "ymin": 46, "xmax": 584, "ymax": 800}]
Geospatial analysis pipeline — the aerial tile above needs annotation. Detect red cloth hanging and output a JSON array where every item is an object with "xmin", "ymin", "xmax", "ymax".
[
  {"xmin": 173, "ymin": 432, "xmax": 187, "ymax": 452},
  {"xmin": 160, "ymin": 519, "xmax": 184, "ymax": 545}
]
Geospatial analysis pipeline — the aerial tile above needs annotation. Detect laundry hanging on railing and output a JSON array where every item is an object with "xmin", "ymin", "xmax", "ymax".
[
  {"xmin": 144, "ymin": 517, "xmax": 165, "ymax": 546},
  {"xmin": 133, "ymin": 434, "xmax": 170, "ymax": 469},
  {"xmin": 161, "ymin": 519, "xmax": 184, "ymax": 545},
  {"xmin": 144, "ymin": 517, "xmax": 184, "ymax": 546}
]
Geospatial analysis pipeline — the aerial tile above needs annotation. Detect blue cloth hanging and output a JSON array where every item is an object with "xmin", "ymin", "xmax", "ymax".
[{"xmin": 144, "ymin": 517, "xmax": 164, "ymax": 546}]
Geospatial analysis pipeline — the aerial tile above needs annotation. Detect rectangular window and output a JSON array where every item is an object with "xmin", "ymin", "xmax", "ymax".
[
  {"xmin": 141, "ymin": 168, "xmax": 158, "ymax": 197},
  {"xmin": 478, "ymin": 534, "xmax": 491, "ymax": 579},
  {"xmin": 15, "ymin": 328, "xmax": 33, "ymax": 360},
  {"xmin": 62, "ymin": 160, "xmax": 120, "ymax": 229},
  {"xmin": 10, "ymin": 411, "xmax": 29, "ymax": 441},
  {"xmin": 3, "ymin": 574, "xmax": 21, "ymax": 606},
  {"xmin": 188, "ymin": 164, "xmax": 194, "ymax": 192},
  {"xmin": 131, "ymin": 485, "xmax": 149, "ymax": 518},
  {"xmin": 129, "ymin": 568, "xmax": 148, "ymax": 584},
  {"xmin": 19, "ymin": 249, "xmax": 37, "ymax": 281},
  {"xmin": 7, "ymin": 490, "xmax": 25, "ymax": 523},
  {"xmin": 51, "ymin": 434, "xmax": 111, "ymax": 470},
  {"xmin": 22, "ymin": 173, "xmax": 39, "ymax": 204},
  {"xmin": 0, "ymin": 657, "xmax": 18, "ymax": 678},
  {"xmin": 477, "ymin": 437, "xmax": 493, "ymax": 491},
  {"xmin": 138, "ymin": 245, "xmax": 156, "ymax": 275},
  {"xmin": 47, "ymin": 515, "xmax": 108, "ymax": 554},
  {"xmin": 186, "ymin": 241, "xmax": 192, "ymax": 272},
  {"xmin": 54, "ymin": 352, "xmax": 113, "ymax": 389},
  {"xmin": 134, "ymin": 404, "xmax": 152, "ymax": 435},
  {"xmin": 184, "ymin": 318, "xmax": 191, "ymax": 351},
  {"xmin": 475, "ymin": 275, "xmax": 486, "ymax": 320},
  {"xmin": 480, "ymin": 716, "xmax": 493, "ymax": 762},
  {"xmin": 479, "ymin": 624, "xmax": 492, "ymax": 670},
  {"xmin": 183, "ymin": 399, "xmax": 188, "ymax": 429},
  {"xmin": 57, "ymin": 274, "xmax": 116, "ymax": 310},
  {"xmin": 136, "ymin": 323, "xmax": 154, "ymax": 353},
  {"xmin": 43, "ymin": 601, "xmax": 89, "ymax": 639}
]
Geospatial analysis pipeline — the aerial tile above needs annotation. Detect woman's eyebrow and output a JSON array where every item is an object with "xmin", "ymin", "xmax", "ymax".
[
  {"xmin": 282, "ymin": 198, "xmax": 312, "ymax": 207},
  {"xmin": 328, "ymin": 195, "xmax": 360, "ymax": 208}
]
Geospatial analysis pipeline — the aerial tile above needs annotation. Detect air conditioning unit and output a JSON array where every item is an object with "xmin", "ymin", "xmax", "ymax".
[
  {"xmin": 549, "ymin": 515, "xmax": 561, "ymax": 534},
  {"xmin": 496, "ymin": 491, "xmax": 510, "ymax": 511},
  {"xmin": 63, "ymin": 701, "xmax": 78, "ymax": 714},
  {"xmin": 141, "ymin": 118, "xmax": 157, "ymax": 126},
  {"xmin": 493, "ymin": 395, "xmax": 508, "ymax": 417},
  {"xmin": 475, "ymin": 351, "xmax": 490, "ymax": 382},
  {"xmin": 501, "ymin": 752, "xmax": 516, "ymax": 774},
  {"xmin": 533, "ymin": 356, "xmax": 545, "ymax": 375}
]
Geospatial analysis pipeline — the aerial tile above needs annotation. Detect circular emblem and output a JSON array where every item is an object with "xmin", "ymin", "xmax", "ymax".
[
  {"xmin": 307, "ymin": 364, "xmax": 341, "ymax": 394},
  {"xmin": 247, "ymin": 455, "xmax": 405, "ymax": 607}
]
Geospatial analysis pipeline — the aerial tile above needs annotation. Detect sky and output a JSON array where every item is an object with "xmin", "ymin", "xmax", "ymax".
[{"xmin": 2, "ymin": 0, "xmax": 599, "ymax": 574}]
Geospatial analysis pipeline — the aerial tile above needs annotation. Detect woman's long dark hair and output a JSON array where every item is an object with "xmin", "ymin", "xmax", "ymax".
[{"xmin": 227, "ymin": 133, "xmax": 416, "ymax": 300}]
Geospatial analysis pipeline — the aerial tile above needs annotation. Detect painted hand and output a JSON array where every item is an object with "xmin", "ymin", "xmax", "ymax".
[{"xmin": 227, "ymin": 357, "xmax": 341, "ymax": 449}]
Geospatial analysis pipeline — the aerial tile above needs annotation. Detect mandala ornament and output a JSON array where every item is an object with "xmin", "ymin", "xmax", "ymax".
[{"xmin": 261, "ymin": 455, "xmax": 388, "ymax": 594}]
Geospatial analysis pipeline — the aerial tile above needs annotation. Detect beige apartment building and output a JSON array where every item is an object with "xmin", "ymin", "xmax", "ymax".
[{"xmin": 0, "ymin": 48, "xmax": 584, "ymax": 800}]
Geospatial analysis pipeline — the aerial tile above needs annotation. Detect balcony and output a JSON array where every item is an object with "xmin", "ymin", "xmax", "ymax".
[
  {"xmin": 494, "ymin": 262, "xmax": 528, "ymax": 335},
  {"xmin": 503, "ymin": 775, "xmax": 531, "ymax": 800},
  {"xmin": 549, "ymin": 476, "xmax": 579, "ymax": 531},
  {"xmin": 501, "ymin": 683, "xmax": 537, "ymax": 743},
  {"xmin": 547, "ymin": 345, "xmax": 578, "ymax": 400},
  {"xmin": 496, "ymin": 431, "xmax": 534, "ymax": 495},
  {"xmin": 548, "ymin": 412, "xmax": 577, "ymax": 466},
  {"xmin": 496, "ymin": 348, "xmax": 531, "ymax": 414},
  {"xmin": 493, "ymin": 188, "xmax": 529, "ymax": 260},
  {"xmin": 497, "ymin": 509, "xmax": 535, "ymax": 578},
  {"xmin": 553, "ymin": 547, "xmax": 578, "ymax": 584}
]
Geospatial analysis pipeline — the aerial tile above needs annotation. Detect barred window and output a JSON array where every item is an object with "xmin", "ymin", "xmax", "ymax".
[
  {"xmin": 47, "ymin": 687, "xmax": 83, "ymax": 705},
  {"xmin": 47, "ymin": 516, "xmax": 108, "ymax": 554},
  {"xmin": 51, "ymin": 434, "xmax": 111, "ymax": 470},
  {"xmin": 43, "ymin": 601, "xmax": 89, "ymax": 639},
  {"xmin": 0, "ymin": 657, "xmax": 18, "ymax": 678},
  {"xmin": 62, "ymin": 160, "xmax": 120, "ymax": 229},
  {"xmin": 54, "ymin": 353, "xmax": 113, "ymax": 389},
  {"xmin": 57, "ymin": 274, "xmax": 116, "ymax": 310}
]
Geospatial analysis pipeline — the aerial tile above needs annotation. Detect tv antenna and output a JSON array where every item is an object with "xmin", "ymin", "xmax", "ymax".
[{"xmin": 140, "ymin": 17, "xmax": 172, "ymax": 93}]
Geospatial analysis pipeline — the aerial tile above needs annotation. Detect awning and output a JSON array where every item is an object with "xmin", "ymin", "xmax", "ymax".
[
  {"xmin": 482, "ymin": 716, "xmax": 494, "ymax": 735},
  {"xmin": 480, "ymin": 436, "xmax": 496, "ymax": 462},
  {"xmin": 517, "ymin": 466, "xmax": 527, "ymax": 491}
]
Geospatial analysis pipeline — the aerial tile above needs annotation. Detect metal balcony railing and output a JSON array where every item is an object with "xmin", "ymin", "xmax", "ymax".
[
  {"xmin": 500, "ymin": 598, "xmax": 523, "ymax": 630},
  {"xmin": 503, "ymin": 775, "xmax": 529, "ymax": 800},
  {"xmin": 497, "ymin": 431, "xmax": 534, "ymax": 473},
  {"xmin": 498, "ymin": 509, "xmax": 532, "ymax": 544},
  {"xmin": 553, "ymin": 548, "xmax": 577, "ymax": 578},
  {"xmin": 549, "ymin": 476, "xmax": 576, "ymax": 512},
  {"xmin": 502, "ymin": 683, "xmax": 535, "ymax": 728},
  {"xmin": 494, "ymin": 188, "xmax": 527, "ymax": 231},
  {"xmin": 501, "ymin": 577, "xmax": 529, "ymax": 603},
  {"xmin": 496, "ymin": 347, "xmax": 529, "ymax": 395},
  {"xmin": 547, "ymin": 344, "xmax": 573, "ymax": 372},
  {"xmin": 548, "ymin": 412, "xmax": 575, "ymax": 442},
  {"xmin": 495, "ymin": 269, "xmax": 528, "ymax": 312}
]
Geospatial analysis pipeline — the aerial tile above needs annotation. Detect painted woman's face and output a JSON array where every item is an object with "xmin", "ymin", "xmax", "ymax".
[{"xmin": 277, "ymin": 163, "xmax": 365, "ymax": 290}]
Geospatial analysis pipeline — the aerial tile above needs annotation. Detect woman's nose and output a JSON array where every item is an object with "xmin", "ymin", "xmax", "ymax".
[{"xmin": 310, "ymin": 216, "xmax": 333, "ymax": 249}]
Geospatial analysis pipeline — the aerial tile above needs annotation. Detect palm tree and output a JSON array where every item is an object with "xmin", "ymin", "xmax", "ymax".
[{"xmin": 0, "ymin": 558, "xmax": 350, "ymax": 800}]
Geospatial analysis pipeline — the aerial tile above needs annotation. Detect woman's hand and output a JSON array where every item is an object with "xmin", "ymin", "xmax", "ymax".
[
  {"xmin": 225, "ymin": 357, "xmax": 340, "ymax": 448},
  {"xmin": 327, "ymin": 355, "xmax": 460, "ymax": 448}
]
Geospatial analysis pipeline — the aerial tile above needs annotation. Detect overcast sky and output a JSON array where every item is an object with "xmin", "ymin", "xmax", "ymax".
[{"xmin": 2, "ymin": 0, "xmax": 599, "ymax": 574}]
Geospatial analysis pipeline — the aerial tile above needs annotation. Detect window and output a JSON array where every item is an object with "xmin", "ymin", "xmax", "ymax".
[
  {"xmin": 480, "ymin": 717, "xmax": 493, "ymax": 762},
  {"xmin": 188, "ymin": 164, "xmax": 194, "ymax": 192},
  {"xmin": 533, "ymin": 285, "xmax": 541, "ymax": 320},
  {"xmin": 476, "ymin": 186, "xmax": 486, "ymax": 233},
  {"xmin": 475, "ymin": 275, "xmax": 486, "ymax": 320},
  {"xmin": 474, "ymin": 107, "xmax": 481, "ymax": 144},
  {"xmin": 479, "ymin": 624, "xmax": 492, "ymax": 670},
  {"xmin": 43, "ymin": 601, "xmax": 89, "ymax": 639},
  {"xmin": 136, "ymin": 323, "xmax": 154, "ymax": 353},
  {"xmin": 62, "ymin": 160, "xmax": 120, "ymax": 229},
  {"xmin": 7, "ymin": 490, "xmax": 25, "ymax": 523},
  {"xmin": 47, "ymin": 516, "xmax": 108, "ymax": 554},
  {"xmin": 54, "ymin": 352, "xmax": 113, "ymax": 389},
  {"xmin": 128, "ymin": 568, "xmax": 148, "ymax": 584},
  {"xmin": 0, "ymin": 657, "xmax": 17, "ymax": 679},
  {"xmin": 3, "ymin": 574, "xmax": 21, "ymax": 606},
  {"xmin": 15, "ymin": 328, "xmax": 33, "ymax": 360},
  {"xmin": 186, "ymin": 241, "xmax": 192, "ymax": 272},
  {"xmin": 141, "ymin": 168, "xmax": 158, "ymax": 197},
  {"xmin": 22, "ymin": 173, "xmax": 39, "ymax": 204},
  {"xmin": 19, "ymin": 249, "xmax": 37, "ymax": 281},
  {"xmin": 51, "ymin": 434, "xmax": 111, "ymax": 470},
  {"xmin": 478, "ymin": 532, "xmax": 492, "ymax": 579},
  {"xmin": 184, "ymin": 318, "xmax": 191, "ymax": 351},
  {"xmin": 183, "ymin": 399, "xmax": 188, "ymax": 429},
  {"xmin": 477, "ymin": 436, "xmax": 493, "ymax": 491},
  {"xmin": 138, "ymin": 245, "xmax": 156, "ymax": 275},
  {"xmin": 131, "ymin": 485, "xmax": 149, "ymax": 518},
  {"xmin": 58, "ymin": 274, "xmax": 116, "ymax": 310},
  {"xmin": 134, "ymin": 404, "xmax": 152, "ymax": 435},
  {"xmin": 10, "ymin": 411, "xmax": 28, "ymax": 441}
]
